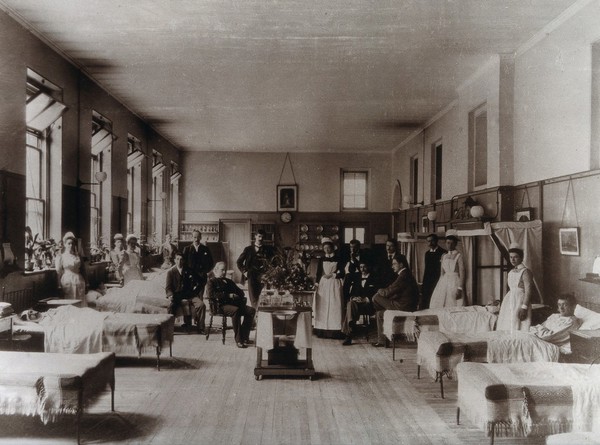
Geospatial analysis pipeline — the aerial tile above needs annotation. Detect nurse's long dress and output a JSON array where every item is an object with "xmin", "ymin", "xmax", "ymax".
[
  {"xmin": 313, "ymin": 256, "xmax": 344, "ymax": 335},
  {"xmin": 56, "ymin": 252, "xmax": 87, "ymax": 307},
  {"xmin": 429, "ymin": 251, "xmax": 465, "ymax": 308},
  {"xmin": 496, "ymin": 264, "xmax": 532, "ymax": 332},
  {"xmin": 122, "ymin": 250, "xmax": 144, "ymax": 285}
]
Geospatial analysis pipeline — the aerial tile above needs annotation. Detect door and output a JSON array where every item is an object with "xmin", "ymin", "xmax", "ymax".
[{"xmin": 220, "ymin": 219, "xmax": 251, "ymax": 283}]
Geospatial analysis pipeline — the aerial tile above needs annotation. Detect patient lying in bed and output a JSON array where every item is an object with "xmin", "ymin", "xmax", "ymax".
[{"xmin": 528, "ymin": 293, "xmax": 581, "ymax": 352}]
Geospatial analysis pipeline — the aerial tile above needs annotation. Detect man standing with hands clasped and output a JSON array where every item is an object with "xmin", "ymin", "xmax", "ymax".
[{"xmin": 237, "ymin": 229, "xmax": 274, "ymax": 308}]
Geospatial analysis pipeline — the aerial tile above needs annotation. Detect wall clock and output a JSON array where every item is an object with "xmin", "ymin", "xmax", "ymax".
[{"xmin": 280, "ymin": 211, "xmax": 292, "ymax": 224}]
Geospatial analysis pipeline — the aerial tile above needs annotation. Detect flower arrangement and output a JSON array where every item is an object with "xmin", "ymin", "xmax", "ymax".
[
  {"xmin": 24, "ymin": 227, "xmax": 60, "ymax": 270},
  {"xmin": 260, "ymin": 247, "xmax": 315, "ymax": 292}
]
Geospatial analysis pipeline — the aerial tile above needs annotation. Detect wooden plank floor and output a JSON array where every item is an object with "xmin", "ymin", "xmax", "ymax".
[{"xmin": 0, "ymin": 331, "xmax": 546, "ymax": 445}]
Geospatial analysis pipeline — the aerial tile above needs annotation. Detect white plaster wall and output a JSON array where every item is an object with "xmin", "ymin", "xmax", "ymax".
[
  {"xmin": 513, "ymin": 1, "xmax": 600, "ymax": 184},
  {"xmin": 182, "ymin": 151, "xmax": 392, "ymax": 213}
]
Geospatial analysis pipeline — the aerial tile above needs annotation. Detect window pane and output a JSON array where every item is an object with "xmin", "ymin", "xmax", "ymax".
[
  {"xmin": 355, "ymin": 228, "xmax": 365, "ymax": 244},
  {"xmin": 344, "ymin": 228, "xmax": 353, "ymax": 242},
  {"xmin": 26, "ymin": 199, "xmax": 44, "ymax": 238},
  {"xmin": 474, "ymin": 111, "xmax": 488, "ymax": 187},
  {"xmin": 342, "ymin": 171, "xmax": 367, "ymax": 209},
  {"xmin": 26, "ymin": 146, "xmax": 41, "ymax": 199}
]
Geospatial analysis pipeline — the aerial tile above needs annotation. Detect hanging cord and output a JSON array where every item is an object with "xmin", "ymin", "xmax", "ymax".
[
  {"xmin": 560, "ymin": 177, "xmax": 579, "ymax": 227},
  {"xmin": 277, "ymin": 152, "xmax": 297, "ymax": 185}
]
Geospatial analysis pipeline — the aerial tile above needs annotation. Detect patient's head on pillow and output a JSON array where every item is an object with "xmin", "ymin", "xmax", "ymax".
[
  {"xmin": 557, "ymin": 293, "xmax": 576, "ymax": 317},
  {"xmin": 20, "ymin": 309, "xmax": 41, "ymax": 322}
]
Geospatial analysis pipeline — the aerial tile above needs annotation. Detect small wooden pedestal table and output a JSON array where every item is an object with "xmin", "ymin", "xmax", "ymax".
[{"xmin": 254, "ymin": 304, "xmax": 315, "ymax": 380}]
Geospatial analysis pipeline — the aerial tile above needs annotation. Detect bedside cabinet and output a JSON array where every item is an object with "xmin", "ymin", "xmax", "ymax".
[
  {"xmin": 570, "ymin": 330, "xmax": 600, "ymax": 364},
  {"xmin": 0, "ymin": 315, "xmax": 14, "ymax": 350}
]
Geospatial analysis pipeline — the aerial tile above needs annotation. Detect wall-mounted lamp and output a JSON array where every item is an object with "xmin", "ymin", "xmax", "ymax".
[
  {"xmin": 77, "ymin": 171, "xmax": 107, "ymax": 187},
  {"xmin": 463, "ymin": 196, "xmax": 485, "ymax": 218},
  {"xmin": 427, "ymin": 210, "xmax": 437, "ymax": 221}
]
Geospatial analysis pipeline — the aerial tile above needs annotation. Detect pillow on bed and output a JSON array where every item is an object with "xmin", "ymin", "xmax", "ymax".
[{"xmin": 574, "ymin": 304, "xmax": 600, "ymax": 330}]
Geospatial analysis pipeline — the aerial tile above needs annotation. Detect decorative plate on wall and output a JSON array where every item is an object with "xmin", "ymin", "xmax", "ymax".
[
  {"xmin": 315, "ymin": 225, "xmax": 323, "ymax": 233},
  {"xmin": 331, "ymin": 226, "xmax": 339, "ymax": 233},
  {"xmin": 300, "ymin": 233, "xmax": 308, "ymax": 241},
  {"xmin": 300, "ymin": 224, "xmax": 308, "ymax": 232}
]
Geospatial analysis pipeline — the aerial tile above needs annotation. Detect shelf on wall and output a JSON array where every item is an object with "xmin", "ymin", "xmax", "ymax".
[
  {"xmin": 180, "ymin": 221, "xmax": 220, "ymax": 242},
  {"xmin": 251, "ymin": 223, "xmax": 276, "ymax": 245}
]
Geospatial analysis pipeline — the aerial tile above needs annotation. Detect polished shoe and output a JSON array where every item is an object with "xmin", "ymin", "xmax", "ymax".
[
  {"xmin": 342, "ymin": 337, "xmax": 352, "ymax": 346},
  {"xmin": 236, "ymin": 342, "xmax": 247, "ymax": 349},
  {"xmin": 371, "ymin": 341, "xmax": 388, "ymax": 348},
  {"xmin": 243, "ymin": 339, "xmax": 254, "ymax": 345}
]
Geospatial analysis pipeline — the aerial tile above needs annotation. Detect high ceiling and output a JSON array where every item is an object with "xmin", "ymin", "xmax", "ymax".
[{"xmin": 0, "ymin": 0, "xmax": 579, "ymax": 153}]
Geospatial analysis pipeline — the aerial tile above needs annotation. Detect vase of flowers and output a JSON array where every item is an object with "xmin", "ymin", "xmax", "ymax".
[{"xmin": 260, "ymin": 247, "xmax": 315, "ymax": 293}]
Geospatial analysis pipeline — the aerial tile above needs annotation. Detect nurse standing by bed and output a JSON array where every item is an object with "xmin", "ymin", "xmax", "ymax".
[
  {"xmin": 56, "ymin": 232, "xmax": 87, "ymax": 306},
  {"xmin": 121, "ymin": 234, "xmax": 145, "ymax": 285},
  {"xmin": 496, "ymin": 244, "xmax": 532, "ymax": 332},
  {"xmin": 429, "ymin": 235, "xmax": 465, "ymax": 308}
]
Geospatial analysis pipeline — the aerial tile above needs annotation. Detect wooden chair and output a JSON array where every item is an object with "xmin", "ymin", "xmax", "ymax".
[{"xmin": 205, "ymin": 298, "xmax": 232, "ymax": 344}]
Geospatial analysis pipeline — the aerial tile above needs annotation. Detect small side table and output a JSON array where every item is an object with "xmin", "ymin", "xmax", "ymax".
[{"xmin": 570, "ymin": 329, "xmax": 600, "ymax": 364}]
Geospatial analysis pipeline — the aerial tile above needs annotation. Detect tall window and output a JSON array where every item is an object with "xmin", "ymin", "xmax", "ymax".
[
  {"xmin": 127, "ymin": 135, "xmax": 143, "ymax": 235},
  {"xmin": 169, "ymin": 162, "xmax": 181, "ymax": 239},
  {"xmin": 341, "ymin": 170, "xmax": 368, "ymax": 210},
  {"xmin": 410, "ymin": 155, "xmax": 419, "ymax": 205},
  {"xmin": 25, "ymin": 69, "xmax": 66, "ymax": 239},
  {"xmin": 90, "ymin": 112, "xmax": 113, "ymax": 246},
  {"xmin": 433, "ymin": 141, "xmax": 443, "ymax": 201},
  {"xmin": 151, "ymin": 150, "xmax": 166, "ymax": 243},
  {"xmin": 469, "ymin": 103, "xmax": 488, "ymax": 189}
]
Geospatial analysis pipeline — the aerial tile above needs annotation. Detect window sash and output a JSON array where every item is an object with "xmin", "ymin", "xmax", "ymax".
[{"xmin": 342, "ymin": 171, "xmax": 368, "ymax": 210}]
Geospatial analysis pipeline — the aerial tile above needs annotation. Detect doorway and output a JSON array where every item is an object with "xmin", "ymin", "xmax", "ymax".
[{"xmin": 220, "ymin": 219, "xmax": 251, "ymax": 283}]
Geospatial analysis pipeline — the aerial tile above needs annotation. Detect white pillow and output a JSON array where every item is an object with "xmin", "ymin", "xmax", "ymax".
[{"xmin": 574, "ymin": 304, "xmax": 600, "ymax": 330}]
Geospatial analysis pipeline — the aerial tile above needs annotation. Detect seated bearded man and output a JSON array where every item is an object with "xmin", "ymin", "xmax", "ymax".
[{"xmin": 206, "ymin": 262, "xmax": 256, "ymax": 348}]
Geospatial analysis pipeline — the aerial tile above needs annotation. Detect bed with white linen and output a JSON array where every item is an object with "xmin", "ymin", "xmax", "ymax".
[
  {"xmin": 383, "ymin": 305, "xmax": 498, "ymax": 360},
  {"xmin": 92, "ymin": 270, "xmax": 170, "ymax": 314},
  {"xmin": 416, "ymin": 304, "xmax": 600, "ymax": 397},
  {"xmin": 456, "ymin": 361, "xmax": 600, "ymax": 444},
  {"xmin": 0, "ymin": 351, "xmax": 115, "ymax": 444},
  {"xmin": 14, "ymin": 305, "xmax": 174, "ymax": 370}
]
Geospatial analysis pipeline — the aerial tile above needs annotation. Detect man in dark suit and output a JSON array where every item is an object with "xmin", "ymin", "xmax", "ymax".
[
  {"xmin": 371, "ymin": 254, "xmax": 419, "ymax": 347},
  {"xmin": 341, "ymin": 259, "xmax": 378, "ymax": 345},
  {"xmin": 377, "ymin": 238, "xmax": 409, "ymax": 287},
  {"xmin": 206, "ymin": 261, "xmax": 256, "ymax": 348},
  {"xmin": 182, "ymin": 229, "xmax": 214, "ymax": 299},
  {"xmin": 236, "ymin": 229, "xmax": 274, "ymax": 308},
  {"xmin": 342, "ymin": 239, "xmax": 366, "ymax": 301},
  {"xmin": 166, "ymin": 251, "xmax": 206, "ymax": 332},
  {"xmin": 420, "ymin": 233, "xmax": 447, "ymax": 310}
]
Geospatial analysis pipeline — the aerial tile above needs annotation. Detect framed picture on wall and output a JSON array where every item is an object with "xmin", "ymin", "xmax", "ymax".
[
  {"xmin": 277, "ymin": 185, "xmax": 298, "ymax": 212},
  {"xmin": 515, "ymin": 208, "xmax": 533, "ymax": 222},
  {"xmin": 559, "ymin": 227, "xmax": 579, "ymax": 256},
  {"xmin": 436, "ymin": 224, "xmax": 446, "ymax": 234}
]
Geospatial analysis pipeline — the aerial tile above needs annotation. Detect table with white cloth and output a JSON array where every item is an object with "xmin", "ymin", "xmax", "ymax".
[{"xmin": 254, "ymin": 305, "xmax": 315, "ymax": 380}]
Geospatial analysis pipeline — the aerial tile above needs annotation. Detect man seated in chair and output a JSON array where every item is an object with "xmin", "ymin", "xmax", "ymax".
[
  {"xmin": 206, "ymin": 262, "xmax": 256, "ymax": 348},
  {"xmin": 529, "ymin": 293, "xmax": 581, "ymax": 350},
  {"xmin": 341, "ymin": 259, "xmax": 378, "ymax": 346},
  {"xmin": 166, "ymin": 251, "xmax": 206, "ymax": 333}
]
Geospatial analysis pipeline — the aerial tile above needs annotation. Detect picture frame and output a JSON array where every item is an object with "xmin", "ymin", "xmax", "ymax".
[
  {"xmin": 559, "ymin": 227, "xmax": 579, "ymax": 256},
  {"xmin": 436, "ymin": 224, "xmax": 446, "ymax": 234},
  {"xmin": 277, "ymin": 184, "xmax": 297, "ymax": 211},
  {"xmin": 515, "ymin": 207, "xmax": 533, "ymax": 222}
]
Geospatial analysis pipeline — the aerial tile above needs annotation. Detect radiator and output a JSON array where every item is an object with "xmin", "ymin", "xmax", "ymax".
[{"xmin": 1, "ymin": 286, "xmax": 35, "ymax": 313}]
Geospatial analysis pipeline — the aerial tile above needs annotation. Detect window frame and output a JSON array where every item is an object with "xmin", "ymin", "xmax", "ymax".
[
  {"xmin": 469, "ymin": 102, "xmax": 488, "ymax": 191},
  {"xmin": 340, "ymin": 169, "xmax": 369, "ymax": 211}
]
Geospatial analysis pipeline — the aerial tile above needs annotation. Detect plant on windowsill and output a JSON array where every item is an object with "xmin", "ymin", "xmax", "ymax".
[
  {"xmin": 89, "ymin": 236, "xmax": 110, "ymax": 263},
  {"xmin": 33, "ymin": 238, "xmax": 58, "ymax": 269}
]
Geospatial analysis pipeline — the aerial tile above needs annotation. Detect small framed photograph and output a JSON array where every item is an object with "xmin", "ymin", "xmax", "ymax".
[
  {"xmin": 421, "ymin": 216, "xmax": 429, "ymax": 233},
  {"xmin": 559, "ymin": 227, "xmax": 579, "ymax": 256},
  {"xmin": 515, "ymin": 208, "xmax": 533, "ymax": 222},
  {"xmin": 277, "ymin": 185, "xmax": 298, "ymax": 211},
  {"xmin": 436, "ymin": 224, "xmax": 446, "ymax": 233}
]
